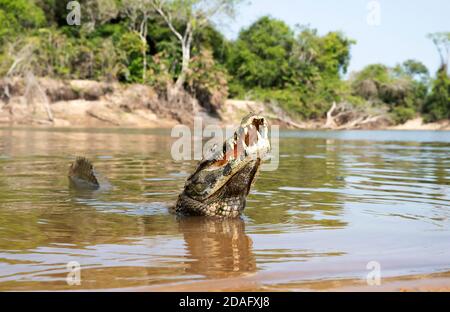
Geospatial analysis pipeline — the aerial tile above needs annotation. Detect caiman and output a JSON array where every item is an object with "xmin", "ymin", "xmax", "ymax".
[{"xmin": 68, "ymin": 113, "xmax": 271, "ymax": 218}]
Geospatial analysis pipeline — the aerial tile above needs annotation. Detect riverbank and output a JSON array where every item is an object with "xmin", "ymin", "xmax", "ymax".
[{"xmin": 1, "ymin": 78, "xmax": 449, "ymax": 130}]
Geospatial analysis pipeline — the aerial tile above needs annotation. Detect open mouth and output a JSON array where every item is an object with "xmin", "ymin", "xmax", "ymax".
[
  {"xmin": 183, "ymin": 114, "xmax": 271, "ymax": 203},
  {"xmin": 212, "ymin": 116, "xmax": 270, "ymax": 167}
]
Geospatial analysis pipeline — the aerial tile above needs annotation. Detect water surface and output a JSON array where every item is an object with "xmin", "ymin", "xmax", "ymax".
[{"xmin": 0, "ymin": 128, "xmax": 449, "ymax": 291}]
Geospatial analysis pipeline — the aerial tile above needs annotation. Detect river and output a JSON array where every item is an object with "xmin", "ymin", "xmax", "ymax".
[{"xmin": 0, "ymin": 128, "xmax": 449, "ymax": 291}]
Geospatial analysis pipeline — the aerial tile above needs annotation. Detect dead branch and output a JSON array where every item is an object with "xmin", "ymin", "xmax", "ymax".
[
  {"xmin": 325, "ymin": 102, "xmax": 337, "ymax": 128},
  {"xmin": 24, "ymin": 72, "xmax": 54, "ymax": 122}
]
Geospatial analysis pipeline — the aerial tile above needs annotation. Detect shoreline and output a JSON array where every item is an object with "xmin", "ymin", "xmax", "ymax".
[
  {"xmin": 1, "ymin": 119, "xmax": 449, "ymax": 131},
  {"xmin": 1, "ymin": 78, "xmax": 449, "ymax": 131}
]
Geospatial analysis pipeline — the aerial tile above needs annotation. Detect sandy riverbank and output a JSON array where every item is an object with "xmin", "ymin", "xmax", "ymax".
[{"xmin": 1, "ymin": 78, "xmax": 449, "ymax": 130}]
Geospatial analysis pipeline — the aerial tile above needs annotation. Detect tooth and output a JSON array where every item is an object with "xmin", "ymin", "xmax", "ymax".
[
  {"xmin": 257, "ymin": 131, "xmax": 262, "ymax": 141},
  {"xmin": 244, "ymin": 127, "xmax": 248, "ymax": 135}
]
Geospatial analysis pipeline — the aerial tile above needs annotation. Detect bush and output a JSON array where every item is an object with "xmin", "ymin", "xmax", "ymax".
[
  {"xmin": 187, "ymin": 49, "xmax": 229, "ymax": 114},
  {"xmin": 390, "ymin": 106, "xmax": 416, "ymax": 124},
  {"xmin": 423, "ymin": 66, "xmax": 450, "ymax": 122}
]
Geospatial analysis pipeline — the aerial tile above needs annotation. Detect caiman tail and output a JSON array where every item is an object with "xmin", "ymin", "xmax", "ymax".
[{"xmin": 68, "ymin": 157, "xmax": 100, "ymax": 190}]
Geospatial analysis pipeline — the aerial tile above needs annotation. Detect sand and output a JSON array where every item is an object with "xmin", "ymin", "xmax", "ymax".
[{"xmin": 96, "ymin": 271, "xmax": 450, "ymax": 292}]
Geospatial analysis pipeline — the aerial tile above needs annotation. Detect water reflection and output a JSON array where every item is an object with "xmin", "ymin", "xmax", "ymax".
[{"xmin": 178, "ymin": 217, "xmax": 256, "ymax": 278}]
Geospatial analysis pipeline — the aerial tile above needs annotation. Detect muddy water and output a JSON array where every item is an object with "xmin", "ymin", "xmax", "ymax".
[{"xmin": 0, "ymin": 128, "xmax": 449, "ymax": 291}]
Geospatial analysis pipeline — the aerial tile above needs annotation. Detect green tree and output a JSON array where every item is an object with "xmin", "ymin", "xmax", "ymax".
[
  {"xmin": 228, "ymin": 16, "xmax": 294, "ymax": 89},
  {"xmin": 394, "ymin": 59, "xmax": 429, "ymax": 82},
  {"xmin": 423, "ymin": 66, "xmax": 450, "ymax": 121},
  {"xmin": 0, "ymin": 0, "xmax": 46, "ymax": 43},
  {"xmin": 289, "ymin": 27, "xmax": 354, "ymax": 105},
  {"xmin": 150, "ymin": 0, "xmax": 242, "ymax": 92},
  {"xmin": 427, "ymin": 32, "xmax": 450, "ymax": 69},
  {"xmin": 194, "ymin": 24, "xmax": 230, "ymax": 65},
  {"xmin": 351, "ymin": 60, "xmax": 430, "ymax": 124},
  {"xmin": 422, "ymin": 32, "xmax": 450, "ymax": 122}
]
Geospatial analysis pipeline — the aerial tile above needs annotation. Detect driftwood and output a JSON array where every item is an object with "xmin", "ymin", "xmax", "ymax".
[
  {"xmin": 265, "ymin": 102, "xmax": 306, "ymax": 129},
  {"xmin": 24, "ymin": 72, "xmax": 54, "ymax": 122},
  {"xmin": 324, "ymin": 101, "xmax": 389, "ymax": 130},
  {"xmin": 86, "ymin": 109, "xmax": 121, "ymax": 126},
  {"xmin": 325, "ymin": 102, "xmax": 338, "ymax": 128},
  {"xmin": 1, "ymin": 42, "xmax": 54, "ymax": 123}
]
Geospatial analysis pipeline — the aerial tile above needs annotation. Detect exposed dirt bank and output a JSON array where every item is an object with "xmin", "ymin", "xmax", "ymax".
[
  {"xmin": 0, "ymin": 77, "xmax": 204, "ymax": 128},
  {"xmin": 1, "ymin": 78, "xmax": 448, "ymax": 130}
]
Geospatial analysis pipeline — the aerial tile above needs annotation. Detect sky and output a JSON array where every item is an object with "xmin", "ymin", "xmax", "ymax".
[{"xmin": 218, "ymin": 0, "xmax": 450, "ymax": 75}]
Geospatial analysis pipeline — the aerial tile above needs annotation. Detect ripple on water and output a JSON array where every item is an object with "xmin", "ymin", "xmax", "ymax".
[{"xmin": 0, "ymin": 128, "xmax": 449, "ymax": 290}]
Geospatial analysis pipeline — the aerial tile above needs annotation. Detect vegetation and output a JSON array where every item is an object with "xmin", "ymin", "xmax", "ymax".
[
  {"xmin": 422, "ymin": 33, "xmax": 450, "ymax": 122},
  {"xmin": 0, "ymin": 0, "xmax": 448, "ymax": 124}
]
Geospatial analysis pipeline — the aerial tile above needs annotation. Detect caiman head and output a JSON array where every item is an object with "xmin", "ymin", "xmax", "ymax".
[{"xmin": 176, "ymin": 113, "xmax": 271, "ymax": 218}]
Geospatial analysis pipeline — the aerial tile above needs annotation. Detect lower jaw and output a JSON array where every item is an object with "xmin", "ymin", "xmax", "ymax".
[{"xmin": 176, "ymin": 195, "xmax": 245, "ymax": 218}]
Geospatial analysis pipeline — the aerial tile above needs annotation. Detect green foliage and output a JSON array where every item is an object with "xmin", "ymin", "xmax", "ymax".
[
  {"xmin": 394, "ymin": 59, "xmax": 429, "ymax": 82},
  {"xmin": 0, "ymin": 0, "xmax": 46, "ymax": 43},
  {"xmin": 356, "ymin": 64, "xmax": 390, "ymax": 82},
  {"xmin": 0, "ymin": 0, "xmax": 46, "ymax": 28},
  {"xmin": 0, "ymin": 8, "xmax": 17, "ymax": 43},
  {"xmin": 390, "ymin": 106, "xmax": 416, "ymax": 124},
  {"xmin": 251, "ymin": 88, "xmax": 320, "ymax": 119},
  {"xmin": 290, "ymin": 28, "xmax": 354, "ymax": 82},
  {"xmin": 350, "ymin": 60, "xmax": 431, "ymax": 124},
  {"xmin": 0, "ymin": 0, "xmax": 444, "ymax": 125},
  {"xmin": 146, "ymin": 17, "xmax": 182, "ymax": 78},
  {"xmin": 227, "ymin": 18, "xmax": 355, "ymax": 119},
  {"xmin": 423, "ymin": 66, "xmax": 450, "ymax": 122},
  {"xmin": 116, "ymin": 31, "xmax": 146, "ymax": 82},
  {"xmin": 228, "ymin": 16, "xmax": 294, "ymax": 88},
  {"xmin": 187, "ymin": 49, "xmax": 229, "ymax": 111},
  {"xmin": 194, "ymin": 25, "xmax": 230, "ymax": 65}
]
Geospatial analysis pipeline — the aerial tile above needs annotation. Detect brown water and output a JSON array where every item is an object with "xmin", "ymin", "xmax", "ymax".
[{"xmin": 0, "ymin": 128, "xmax": 449, "ymax": 291}]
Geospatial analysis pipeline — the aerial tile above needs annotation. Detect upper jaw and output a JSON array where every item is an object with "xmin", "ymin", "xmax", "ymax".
[
  {"xmin": 239, "ymin": 116, "xmax": 270, "ymax": 160},
  {"xmin": 185, "ymin": 114, "xmax": 270, "ymax": 201},
  {"xmin": 210, "ymin": 114, "xmax": 271, "ymax": 164}
]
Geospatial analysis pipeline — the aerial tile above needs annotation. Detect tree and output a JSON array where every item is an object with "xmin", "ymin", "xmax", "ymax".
[
  {"xmin": 394, "ymin": 59, "xmax": 429, "ymax": 82},
  {"xmin": 194, "ymin": 24, "xmax": 230, "ymax": 65},
  {"xmin": 423, "ymin": 33, "xmax": 450, "ymax": 122},
  {"xmin": 423, "ymin": 66, "xmax": 450, "ymax": 121},
  {"xmin": 150, "ymin": 0, "xmax": 242, "ymax": 92},
  {"xmin": 289, "ymin": 27, "xmax": 354, "ymax": 96},
  {"xmin": 121, "ymin": 0, "xmax": 153, "ymax": 81},
  {"xmin": 0, "ymin": 0, "xmax": 46, "ymax": 43},
  {"xmin": 428, "ymin": 32, "xmax": 450, "ymax": 70},
  {"xmin": 228, "ymin": 16, "xmax": 294, "ymax": 89}
]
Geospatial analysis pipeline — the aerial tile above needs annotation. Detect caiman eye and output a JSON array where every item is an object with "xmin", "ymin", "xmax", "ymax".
[{"xmin": 190, "ymin": 182, "xmax": 206, "ymax": 194}]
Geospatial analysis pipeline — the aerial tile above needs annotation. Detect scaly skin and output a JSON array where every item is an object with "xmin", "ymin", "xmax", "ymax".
[
  {"xmin": 176, "ymin": 159, "xmax": 261, "ymax": 218},
  {"xmin": 69, "ymin": 113, "xmax": 271, "ymax": 218}
]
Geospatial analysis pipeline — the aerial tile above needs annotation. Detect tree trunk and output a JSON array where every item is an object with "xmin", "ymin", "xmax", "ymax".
[
  {"xmin": 325, "ymin": 102, "xmax": 338, "ymax": 128},
  {"xmin": 142, "ymin": 39, "xmax": 147, "ymax": 81},
  {"xmin": 139, "ymin": 18, "xmax": 148, "ymax": 82},
  {"xmin": 173, "ymin": 22, "xmax": 193, "ymax": 93},
  {"xmin": 174, "ymin": 44, "xmax": 190, "ymax": 91}
]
